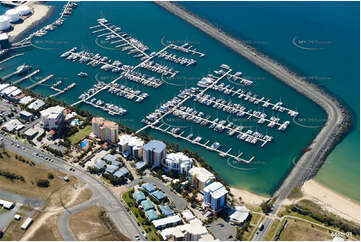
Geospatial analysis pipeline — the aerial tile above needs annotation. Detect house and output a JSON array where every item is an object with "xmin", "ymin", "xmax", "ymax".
[
  {"xmin": 0, "ymin": 200, "xmax": 14, "ymax": 209},
  {"xmin": 153, "ymin": 215, "xmax": 182, "ymax": 229},
  {"xmin": 133, "ymin": 190, "xmax": 146, "ymax": 203},
  {"xmin": 103, "ymin": 154, "xmax": 120, "ymax": 165},
  {"xmin": 159, "ymin": 205, "xmax": 174, "ymax": 217},
  {"xmin": 105, "ymin": 165, "xmax": 119, "ymax": 175},
  {"xmin": 93, "ymin": 159, "xmax": 107, "ymax": 171},
  {"xmin": 189, "ymin": 167, "xmax": 215, "ymax": 192},
  {"xmin": 145, "ymin": 209, "xmax": 158, "ymax": 221},
  {"xmin": 140, "ymin": 200, "xmax": 154, "ymax": 211},
  {"xmin": 135, "ymin": 161, "xmax": 146, "ymax": 170},
  {"xmin": 141, "ymin": 183, "xmax": 156, "ymax": 193},
  {"xmin": 113, "ymin": 167, "xmax": 129, "ymax": 179},
  {"xmin": 181, "ymin": 209, "xmax": 195, "ymax": 222},
  {"xmin": 150, "ymin": 190, "xmax": 166, "ymax": 202}
]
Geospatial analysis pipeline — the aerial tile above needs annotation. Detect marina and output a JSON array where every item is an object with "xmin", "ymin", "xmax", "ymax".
[
  {"xmin": 192, "ymin": 93, "xmax": 290, "ymax": 131},
  {"xmin": 151, "ymin": 123, "xmax": 254, "ymax": 163},
  {"xmin": 27, "ymin": 74, "xmax": 54, "ymax": 89},
  {"xmin": 107, "ymin": 83, "xmax": 149, "ymax": 103},
  {"xmin": 49, "ymin": 82, "xmax": 77, "ymax": 98},
  {"xmin": 84, "ymin": 98, "xmax": 127, "ymax": 116},
  {"xmin": 12, "ymin": 69, "xmax": 40, "ymax": 85}
]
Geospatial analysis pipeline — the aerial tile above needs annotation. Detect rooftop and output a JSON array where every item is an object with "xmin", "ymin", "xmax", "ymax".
[
  {"xmin": 150, "ymin": 190, "xmax": 166, "ymax": 201},
  {"xmin": 133, "ymin": 190, "xmax": 146, "ymax": 203},
  {"xmin": 141, "ymin": 199, "xmax": 154, "ymax": 211},
  {"xmin": 141, "ymin": 183, "xmax": 156, "ymax": 193},
  {"xmin": 143, "ymin": 140, "xmax": 166, "ymax": 153},
  {"xmin": 145, "ymin": 209, "xmax": 158, "ymax": 221},
  {"xmin": 189, "ymin": 167, "xmax": 215, "ymax": 183},
  {"xmin": 152, "ymin": 215, "xmax": 182, "ymax": 228}
]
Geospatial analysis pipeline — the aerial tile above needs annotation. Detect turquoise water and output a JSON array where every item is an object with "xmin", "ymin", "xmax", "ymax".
[
  {"xmin": 176, "ymin": 1, "xmax": 360, "ymax": 202},
  {"xmin": 0, "ymin": 2, "xmax": 334, "ymax": 197}
]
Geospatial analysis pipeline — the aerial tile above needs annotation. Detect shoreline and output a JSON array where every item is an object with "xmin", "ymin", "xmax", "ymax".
[
  {"xmin": 299, "ymin": 180, "xmax": 359, "ymax": 224},
  {"xmin": 154, "ymin": 1, "xmax": 351, "ymax": 205},
  {"xmin": 8, "ymin": 2, "xmax": 55, "ymax": 43}
]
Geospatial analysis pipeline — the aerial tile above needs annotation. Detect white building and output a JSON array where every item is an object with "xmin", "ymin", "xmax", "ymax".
[
  {"xmin": 229, "ymin": 206, "xmax": 250, "ymax": 224},
  {"xmin": 16, "ymin": 5, "xmax": 31, "ymax": 16},
  {"xmin": 152, "ymin": 215, "xmax": 182, "ymax": 229},
  {"xmin": 188, "ymin": 167, "xmax": 215, "ymax": 191},
  {"xmin": 19, "ymin": 96, "xmax": 34, "ymax": 105},
  {"xmin": 40, "ymin": 105, "xmax": 65, "ymax": 130},
  {"xmin": 160, "ymin": 218, "xmax": 214, "ymax": 241},
  {"xmin": 143, "ymin": 140, "xmax": 166, "ymax": 167},
  {"xmin": 118, "ymin": 134, "xmax": 144, "ymax": 159},
  {"xmin": 0, "ymin": 15, "xmax": 10, "ymax": 31},
  {"xmin": 5, "ymin": 9, "xmax": 20, "ymax": 23},
  {"xmin": 163, "ymin": 152, "xmax": 193, "ymax": 175},
  {"xmin": 28, "ymin": 99, "xmax": 45, "ymax": 110},
  {"xmin": 2, "ymin": 119, "xmax": 24, "ymax": 132}
]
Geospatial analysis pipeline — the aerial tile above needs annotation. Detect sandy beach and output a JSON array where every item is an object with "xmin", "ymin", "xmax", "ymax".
[
  {"xmin": 299, "ymin": 180, "xmax": 360, "ymax": 224},
  {"xmin": 8, "ymin": 2, "xmax": 54, "ymax": 42},
  {"xmin": 230, "ymin": 187, "xmax": 269, "ymax": 205}
]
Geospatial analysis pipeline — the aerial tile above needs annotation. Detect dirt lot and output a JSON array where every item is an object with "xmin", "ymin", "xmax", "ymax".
[
  {"xmin": 279, "ymin": 220, "xmax": 333, "ymax": 241},
  {"xmin": 69, "ymin": 205, "xmax": 129, "ymax": 241},
  {"xmin": 0, "ymin": 151, "xmax": 93, "ymax": 241}
]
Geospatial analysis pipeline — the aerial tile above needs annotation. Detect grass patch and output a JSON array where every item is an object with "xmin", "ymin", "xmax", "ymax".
[
  {"xmin": 287, "ymin": 186, "xmax": 303, "ymax": 200},
  {"xmin": 278, "ymin": 219, "xmax": 333, "ymax": 241},
  {"xmin": 68, "ymin": 125, "xmax": 92, "ymax": 145},
  {"xmin": 122, "ymin": 190, "xmax": 162, "ymax": 241}
]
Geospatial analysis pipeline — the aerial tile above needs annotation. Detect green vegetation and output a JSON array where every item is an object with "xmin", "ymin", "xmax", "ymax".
[
  {"xmin": 122, "ymin": 190, "xmax": 162, "ymax": 241},
  {"xmin": 0, "ymin": 170, "xmax": 25, "ymax": 182},
  {"xmin": 260, "ymin": 196, "xmax": 277, "ymax": 214},
  {"xmin": 36, "ymin": 179, "xmax": 50, "ymax": 188},
  {"xmin": 287, "ymin": 186, "xmax": 303, "ymax": 199},
  {"xmin": 68, "ymin": 125, "xmax": 92, "ymax": 145},
  {"xmin": 285, "ymin": 199, "xmax": 359, "ymax": 236}
]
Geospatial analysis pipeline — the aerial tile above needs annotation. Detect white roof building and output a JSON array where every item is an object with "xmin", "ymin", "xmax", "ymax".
[
  {"xmin": 152, "ymin": 215, "xmax": 182, "ymax": 229},
  {"xmin": 0, "ymin": 16, "xmax": 10, "ymax": 31},
  {"xmin": 2, "ymin": 119, "xmax": 24, "ymax": 132},
  {"xmin": 5, "ymin": 9, "xmax": 20, "ymax": 23},
  {"xmin": 189, "ymin": 167, "xmax": 215, "ymax": 191},
  {"xmin": 28, "ymin": 99, "xmax": 45, "ymax": 110},
  {"xmin": 40, "ymin": 105, "xmax": 65, "ymax": 130},
  {"xmin": 229, "ymin": 206, "xmax": 250, "ymax": 224},
  {"xmin": 181, "ymin": 209, "xmax": 195, "ymax": 222},
  {"xmin": 163, "ymin": 152, "xmax": 193, "ymax": 174},
  {"xmin": 160, "ymin": 218, "xmax": 214, "ymax": 241},
  {"xmin": 19, "ymin": 96, "xmax": 34, "ymax": 105},
  {"xmin": 0, "ymin": 83, "xmax": 9, "ymax": 92},
  {"xmin": 0, "ymin": 199, "xmax": 14, "ymax": 209},
  {"xmin": 21, "ymin": 217, "xmax": 33, "ymax": 230},
  {"xmin": 1, "ymin": 86, "xmax": 17, "ymax": 96}
]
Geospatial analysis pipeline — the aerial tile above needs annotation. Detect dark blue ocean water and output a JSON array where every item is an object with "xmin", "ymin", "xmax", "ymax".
[{"xmin": 179, "ymin": 1, "xmax": 360, "ymax": 201}]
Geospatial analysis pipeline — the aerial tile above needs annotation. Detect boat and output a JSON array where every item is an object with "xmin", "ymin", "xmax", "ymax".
[
  {"xmin": 16, "ymin": 64, "xmax": 32, "ymax": 75},
  {"xmin": 77, "ymin": 72, "xmax": 88, "ymax": 77}
]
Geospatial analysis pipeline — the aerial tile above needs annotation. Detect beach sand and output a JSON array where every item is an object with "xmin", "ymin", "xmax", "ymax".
[
  {"xmin": 8, "ymin": 2, "xmax": 54, "ymax": 42},
  {"xmin": 300, "ymin": 180, "xmax": 360, "ymax": 224},
  {"xmin": 230, "ymin": 187, "xmax": 269, "ymax": 205}
]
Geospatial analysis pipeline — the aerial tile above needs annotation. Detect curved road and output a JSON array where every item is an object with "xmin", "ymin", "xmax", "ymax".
[
  {"xmin": 0, "ymin": 133, "xmax": 144, "ymax": 241},
  {"xmin": 154, "ymin": 2, "xmax": 348, "ymax": 241}
]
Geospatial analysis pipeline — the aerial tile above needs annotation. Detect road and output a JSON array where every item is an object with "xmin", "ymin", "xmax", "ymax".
[
  {"xmin": 0, "ymin": 133, "xmax": 144, "ymax": 240},
  {"xmin": 154, "ymin": 2, "xmax": 348, "ymax": 241}
]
